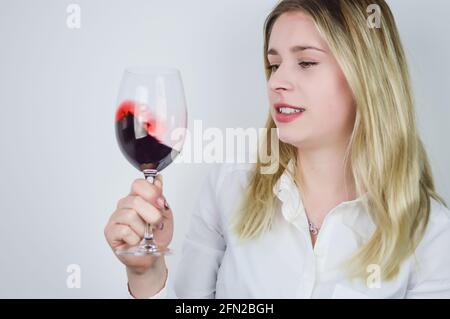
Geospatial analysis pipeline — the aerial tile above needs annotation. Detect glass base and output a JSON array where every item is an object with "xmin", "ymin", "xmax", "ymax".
[{"xmin": 115, "ymin": 238, "xmax": 172, "ymax": 256}]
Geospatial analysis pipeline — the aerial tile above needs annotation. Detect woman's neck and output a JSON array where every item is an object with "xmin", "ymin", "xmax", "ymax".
[{"xmin": 295, "ymin": 146, "xmax": 357, "ymax": 214}]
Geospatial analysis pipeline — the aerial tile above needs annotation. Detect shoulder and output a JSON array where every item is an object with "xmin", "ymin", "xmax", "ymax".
[
  {"xmin": 412, "ymin": 197, "xmax": 450, "ymax": 273},
  {"xmin": 418, "ymin": 198, "xmax": 450, "ymax": 249},
  {"xmin": 407, "ymin": 197, "xmax": 450, "ymax": 296},
  {"xmin": 207, "ymin": 161, "xmax": 256, "ymax": 197}
]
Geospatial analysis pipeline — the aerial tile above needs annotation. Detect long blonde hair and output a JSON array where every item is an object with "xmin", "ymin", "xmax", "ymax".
[{"xmin": 232, "ymin": 0, "xmax": 447, "ymax": 281}]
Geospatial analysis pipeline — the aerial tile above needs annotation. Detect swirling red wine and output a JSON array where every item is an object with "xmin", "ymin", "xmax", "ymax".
[{"xmin": 115, "ymin": 100, "xmax": 179, "ymax": 172}]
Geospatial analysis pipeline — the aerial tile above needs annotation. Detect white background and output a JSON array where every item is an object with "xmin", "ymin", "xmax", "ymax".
[{"xmin": 0, "ymin": 0, "xmax": 448, "ymax": 298}]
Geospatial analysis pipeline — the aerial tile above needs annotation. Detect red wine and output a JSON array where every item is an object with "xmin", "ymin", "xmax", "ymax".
[{"xmin": 115, "ymin": 100, "xmax": 179, "ymax": 172}]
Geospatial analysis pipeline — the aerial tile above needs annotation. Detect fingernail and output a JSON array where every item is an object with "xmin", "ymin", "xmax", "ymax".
[
  {"xmin": 164, "ymin": 200, "xmax": 170, "ymax": 210},
  {"xmin": 156, "ymin": 197, "xmax": 165, "ymax": 209}
]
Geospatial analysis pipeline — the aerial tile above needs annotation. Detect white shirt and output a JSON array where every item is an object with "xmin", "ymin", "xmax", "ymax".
[{"xmin": 138, "ymin": 160, "xmax": 450, "ymax": 299}]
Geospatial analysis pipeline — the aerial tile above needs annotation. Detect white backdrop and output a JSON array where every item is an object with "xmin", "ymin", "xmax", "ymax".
[{"xmin": 0, "ymin": 0, "xmax": 448, "ymax": 298}]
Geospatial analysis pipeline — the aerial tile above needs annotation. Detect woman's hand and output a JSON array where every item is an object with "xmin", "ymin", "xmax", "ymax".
[{"xmin": 104, "ymin": 174, "xmax": 174, "ymax": 274}]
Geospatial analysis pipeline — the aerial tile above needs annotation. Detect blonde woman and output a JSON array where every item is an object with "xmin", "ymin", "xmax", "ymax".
[{"xmin": 104, "ymin": 0, "xmax": 450, "ymax": 298}]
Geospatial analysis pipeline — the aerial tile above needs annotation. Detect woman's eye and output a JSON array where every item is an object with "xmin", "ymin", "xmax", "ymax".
[
  {"xmin": 299, "ymin": 61, "xmax": 318, "ymax": 69},
  {"xmin": 267, "ymin": 65, "xmax": 279, "ymax": 72},
  {"xmin": 267, "ymin": 62, "xmax": 318, "ymax": 73}
]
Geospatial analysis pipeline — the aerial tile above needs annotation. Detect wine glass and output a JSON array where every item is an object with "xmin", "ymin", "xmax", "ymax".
[{"xmin": 114, "ymin": 66, "xmax": 187, "ymax": 256}]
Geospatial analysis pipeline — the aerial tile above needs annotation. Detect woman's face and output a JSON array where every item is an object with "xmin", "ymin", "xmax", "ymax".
[{"xmin": 267, "ymin": 11, "xmax": 356, "ymax": 150}]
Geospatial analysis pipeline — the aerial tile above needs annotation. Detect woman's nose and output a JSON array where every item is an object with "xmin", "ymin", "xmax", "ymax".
[{"xmin": 268, "ymin": 66, "xmax": 294, "ymax": 92}]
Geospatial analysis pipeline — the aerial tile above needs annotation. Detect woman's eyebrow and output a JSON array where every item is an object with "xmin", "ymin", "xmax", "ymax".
[{"xmin": 267, "ymin": 45, "xmax": 326, "ymax": 56}]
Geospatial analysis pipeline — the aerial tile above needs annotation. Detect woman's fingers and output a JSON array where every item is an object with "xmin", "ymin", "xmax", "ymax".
[
  {"xmin": 106, "ymin": 224, "xmax": 141, "ymax": 247},
  {"xmin": 129, "ymin": 176, "xmax": 165, "ymax": 209},
  {"xmin": 117, "ymin": 195, "xmax": 164, "ymax": 225},
  {"xmin": 111, "ymin": 208, "xmax": 146, "ymax": 238},
  {"xmin": 154, "ymin": 174, "xmax": 163, "ymax": 190}
]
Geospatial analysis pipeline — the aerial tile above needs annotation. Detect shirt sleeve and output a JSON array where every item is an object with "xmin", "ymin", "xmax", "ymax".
[
  {"xmin": 126, "ymin": 164, "xmax": 227, "ymax": 299},
  {"xmin": 406, "ymin": 202, "xmax": 450, "ymax": 298},
  {"xmin": 126, "ymin": 266, "xmax": 169, "ymax": 299},
  {"xmin": 147, "ymin": 267, "xmax": 169, "ymax": 299},
  {"xmin": 173, "ymin": 163, "xmax": 227, "ymax": 298}
]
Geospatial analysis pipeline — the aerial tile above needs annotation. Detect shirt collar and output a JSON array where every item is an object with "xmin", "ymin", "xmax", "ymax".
[
  {"xmin": 272, "ymin": 158, "xmax": 369, "ymax": 226},
  {"xmin": 272, "ymin": 158, "xmax": 305, "ymax": 224}
]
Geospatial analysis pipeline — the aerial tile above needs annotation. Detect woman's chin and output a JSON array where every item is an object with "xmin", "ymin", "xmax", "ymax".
[
  {"xmin": 276, "ymin": 129, "xmax": 304, "ymax": 146},
  {"xmin": 278, "ymin": 135, "xmax": 303, "ymax": 147}
]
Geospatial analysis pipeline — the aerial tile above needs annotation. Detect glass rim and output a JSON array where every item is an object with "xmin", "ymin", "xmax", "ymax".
[{"xmin": 124, "ymin": 66, "xmax": 180, "ymax": 75}]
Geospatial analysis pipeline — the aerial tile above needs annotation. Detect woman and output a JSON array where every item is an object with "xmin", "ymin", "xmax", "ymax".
[{"xmin": 104, "ymin": 0, "xmax": 450, "ymax": 298}]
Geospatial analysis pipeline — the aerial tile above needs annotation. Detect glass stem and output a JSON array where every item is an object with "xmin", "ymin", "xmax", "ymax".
[{"xmin": 143, "ymin": 169, "xmax": 158, "ymax": 244}]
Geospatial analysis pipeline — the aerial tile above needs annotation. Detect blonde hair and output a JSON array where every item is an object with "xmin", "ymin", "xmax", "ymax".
[{"xmin": 232, "ymin": 0, "xmax": 447, "ymax": 281}]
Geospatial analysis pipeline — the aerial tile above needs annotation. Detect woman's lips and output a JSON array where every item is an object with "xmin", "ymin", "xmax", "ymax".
[
  {"xmin": 274, "ymin": 110, "xmax": 305, "ymax": 123},
  {"xmin": 273, "ymin": 103, "xmax": 306, "ymax": 123}
]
